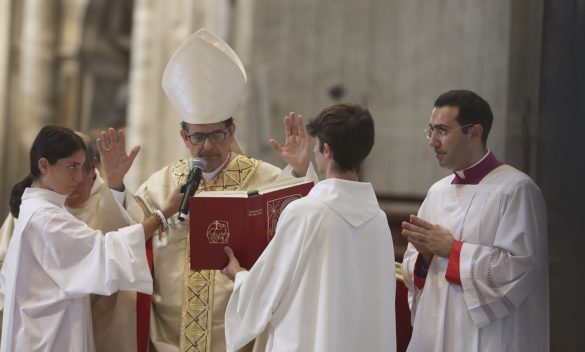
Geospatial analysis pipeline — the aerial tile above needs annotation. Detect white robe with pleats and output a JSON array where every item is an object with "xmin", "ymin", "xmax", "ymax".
[
  {"xmin": 225, "ymin": 178, "xmax": 397, "ymax": 352},
  {"xmin": 402, "ymin": 165, "xmax": 549, "ymax": 352},
  {"xmin": 0, "ymin": 188, "xmax": 152, "ymax": 352}
]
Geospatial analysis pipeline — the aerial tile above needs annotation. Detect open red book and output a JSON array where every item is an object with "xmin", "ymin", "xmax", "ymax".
[{"xmin": 189, "ymin": 178, "xmax": 314, "ymax": 270}]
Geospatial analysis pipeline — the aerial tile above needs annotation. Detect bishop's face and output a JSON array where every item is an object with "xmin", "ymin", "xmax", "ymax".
[{"xmin": 180, "ymin": 122, "xmax": 236, "ymax": 172}]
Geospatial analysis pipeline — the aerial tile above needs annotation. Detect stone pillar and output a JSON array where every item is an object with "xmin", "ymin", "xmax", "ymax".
[
  {"xmin": 17, "ymin": 0, "xmax": 59, "ymax": 143},
  {"xmin": 126, "ymin": 0, "xmax": 190, "ymax": 190},
  {"xmin": 0, "ymin": 0, "xmax": 59, "ymax": 218},
  {"xmin": 126, "ymin": 0, "xmax": 232, "ymax": 189},
  {"xmin": 0, "ymin": 0, "xmax": 14, "ymax": 218},
  {"xmin": 55, "ymin": 0, "xmax": 89, "ymax": 128}
]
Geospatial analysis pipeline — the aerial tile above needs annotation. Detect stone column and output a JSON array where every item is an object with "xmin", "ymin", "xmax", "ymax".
[
  {"xmin": 0, "ymin": 0, "xmax": 59, "ymax": 218},
  {"xmin": 126, "ymin": 0, "xmax": 231, "ymax": 189},
  {"xmin": 18, "ymin": 0, "xmax": 59, "ymax": 143},
  {"xmin": 126, "ymin": 0, "xmax": 190, "ymax": 190},
  {"xmin": 0, "ymin": 0, "xmax": 14, "ymax": 218}
]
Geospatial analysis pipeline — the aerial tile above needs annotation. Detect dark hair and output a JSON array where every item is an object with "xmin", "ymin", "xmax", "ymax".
[
  {"xmin": 306, "ymin": 103, "xmax": 374, "ymax": 172},
  {"xmin": 434, "ymin": 90, "xmax": 493, "ymax": 146},
  {"xmin": 180, "ymin": 117, "xmax": 234, "ymax": 132},
  {"xmin": 9, "ymin": 125, "xmax": 86, "ymax": 217}
]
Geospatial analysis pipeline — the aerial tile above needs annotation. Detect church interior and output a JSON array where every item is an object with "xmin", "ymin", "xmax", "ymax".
[{"xmin": 0, "ymin": 0, "xmax": 583, "ymax": 350}]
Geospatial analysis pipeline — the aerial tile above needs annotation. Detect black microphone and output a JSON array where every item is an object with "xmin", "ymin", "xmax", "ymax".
[{"xmin": 178, "ymin": 157, "xmax": 207, "ymax": 221}]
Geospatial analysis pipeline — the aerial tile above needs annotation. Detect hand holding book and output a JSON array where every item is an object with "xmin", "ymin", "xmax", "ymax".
[{"xmin": 221, "ymin": 246, "xmax": 245, "ymax": 281}]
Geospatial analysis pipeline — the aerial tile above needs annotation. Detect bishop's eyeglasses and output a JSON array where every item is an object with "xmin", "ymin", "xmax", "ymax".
[
  {"xmin": 185, "ymin": 129, "xmax": 229, "ymax": 145},
  {"xmin": 424, "ymin": 124, "xmax": 473, "ymax": 140}
]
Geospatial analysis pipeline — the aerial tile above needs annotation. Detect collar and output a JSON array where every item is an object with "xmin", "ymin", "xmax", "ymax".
[
  {"xmin": 452, "ymin": 150, "xmax": 502, "ymax": 185},
  {"xmin": 22, "ymin": 187, "xmax": 67, "ymax": 206}
]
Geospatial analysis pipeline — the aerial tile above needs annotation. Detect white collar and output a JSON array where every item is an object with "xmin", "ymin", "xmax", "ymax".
[
  {"xmin": 454, "ymin": 149, "xmax": 491, "ymax": 179},
  {"xmin": 22, "ymin": 187, "xmax": 67, "ymax": 206}
]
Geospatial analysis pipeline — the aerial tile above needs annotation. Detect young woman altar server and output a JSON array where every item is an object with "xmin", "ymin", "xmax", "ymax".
[{"xmin": 0, "ymin": 125, "xmax": 181, "ymax": 351}]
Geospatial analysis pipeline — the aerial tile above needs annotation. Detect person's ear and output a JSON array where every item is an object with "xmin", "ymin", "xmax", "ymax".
[
  {"xmin": 90, "ymin": 157, "xmax": 97, "ymax": 169},
  {"xmin": 323, "ymin": 143, "xmax": 334, "ymax": 160},
  {"xmin": 470, "ymin": 124, "xmax": 484, "ymax": 142},
  {"xmin": 179, "ymin": 129, "xmax": 190, "ymax": 147},
  {"xmin": 38, "ymin": 158, "xmax": 49, "ymax": 175},
  {"xmin": 227, "ymin": 123, "xmax": 236, "ymax": 144}
]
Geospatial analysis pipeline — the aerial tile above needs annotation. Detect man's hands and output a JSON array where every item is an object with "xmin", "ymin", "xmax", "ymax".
[
  {"xmin": 221, "ymin": 246, "xmax": 245, "ymax": 281},
  {"xmin": 96, "ymin": 128, "xmax": 140, "ymax": 190},
  {"xmin": 269, "ymin": 112, "xmax": 313, "ymax": 177},
  {"xmin": 402, "ymin": 215, "xmax": 456, "ymax": 262}
]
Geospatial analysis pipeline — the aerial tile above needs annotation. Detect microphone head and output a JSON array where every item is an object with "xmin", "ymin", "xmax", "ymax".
[{"xmin": 192, "ymin": 157, "xmax": 207, "ymax": 170}]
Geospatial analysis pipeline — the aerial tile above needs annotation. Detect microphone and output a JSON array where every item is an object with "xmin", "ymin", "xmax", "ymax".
[{"xmin": 178, "ymin": 157, "xmax": 207, "ymax": 221}]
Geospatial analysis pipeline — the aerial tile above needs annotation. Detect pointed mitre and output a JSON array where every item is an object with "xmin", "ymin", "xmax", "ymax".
[{"xmin": 162, "ymin": 28, "xmax": 247, "ymax": 124}]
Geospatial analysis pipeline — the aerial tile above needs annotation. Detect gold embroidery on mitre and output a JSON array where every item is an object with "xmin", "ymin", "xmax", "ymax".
[{"xmin": 179, "ymin": 154, "xmax": 260, "ymax": 352}]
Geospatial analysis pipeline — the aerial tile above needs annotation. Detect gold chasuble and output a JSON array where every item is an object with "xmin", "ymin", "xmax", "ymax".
[
  {"xmin": 129, "ymin": 154, "xmax": 281, "ymax": 352},
  {"xmin": 178, "ymin": 155, "xmax": 258, "ymax": 351}
]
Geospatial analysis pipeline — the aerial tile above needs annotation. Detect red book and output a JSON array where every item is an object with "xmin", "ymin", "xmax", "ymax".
[{"xmin": 189, "ymin": 179, "xmax": 314, "ymax": 270}]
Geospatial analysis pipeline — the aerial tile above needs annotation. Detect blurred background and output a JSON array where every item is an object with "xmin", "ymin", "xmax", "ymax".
[{"xmin": 0, "ymin": 0, "xmax": 583, "ymax": 350}]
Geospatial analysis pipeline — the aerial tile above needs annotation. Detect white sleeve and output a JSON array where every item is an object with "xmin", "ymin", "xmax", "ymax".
[
  {"xmin": 277, "ymin": 162, "xmax": 320, "ymax": 184},
  {"xmin": 28, "ymin": 210, "xmax": 152, "ymax": 297},
  {"xmin": 459, "ymin": 181, "xmax": 547, "ymax": 327},
  {"xmin": 224, "ymin": 207, "xmax": 305, "ymax": 352},
  {"xmin": 110, "ymin": 188, "xmax": 126, "ymax": 207},
  {"xmin": 401, "ymin": 196, "xmax": 431, "ymax": 322}
]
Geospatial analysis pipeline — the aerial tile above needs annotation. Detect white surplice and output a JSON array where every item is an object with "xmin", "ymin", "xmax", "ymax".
[
  {"xmin": 0, "ymin": 188, "xmax": 152, "ymax": 352},
  {"xmin": 225, "ymin": 178, "xmax": 397, "ymax": 352},
  {"xmin": 402, "ymin": 165, "xmax": 549, "ymax": 351},
  {"xmin": 0, "ymin": 172, "xmax": 140, "ymax": 352}
]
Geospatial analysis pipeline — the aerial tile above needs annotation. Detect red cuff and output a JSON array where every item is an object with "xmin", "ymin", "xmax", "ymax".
[
  {"xmin": 445, "ymin": 240, "xmax": 463, "ymax": 285},
  {"xmin": 413, "ymin": 254, "xmax": 427, "ymax": 289}
]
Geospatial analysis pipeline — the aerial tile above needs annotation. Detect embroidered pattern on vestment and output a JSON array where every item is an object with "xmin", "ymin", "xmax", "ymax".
[{"xmin": 174, "ymin": 155, "xmax": 259, "ymax": 352}]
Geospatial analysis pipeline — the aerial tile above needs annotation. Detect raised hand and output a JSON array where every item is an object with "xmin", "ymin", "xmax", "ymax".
[
  {"xmin": 96, "ymin": 128, "xmax": 140, "ymax": 190},
  {"xmin": 269, "ymin": 112, "xmax": 313, "ymax": 177}
]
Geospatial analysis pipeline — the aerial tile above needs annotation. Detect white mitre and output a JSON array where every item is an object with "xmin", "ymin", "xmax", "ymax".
[{"xmin": 162, "ymin": 28, "xmax": 247, "ymax": 124}]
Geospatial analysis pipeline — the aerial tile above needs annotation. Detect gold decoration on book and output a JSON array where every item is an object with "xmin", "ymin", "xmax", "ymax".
[
  {"xmin": 266, "ymin": 194, "xmax": 302, "ymax": 240},
  {"xmin": 206, "ymin": 220, "xmax": 230, "ymax": 244}
]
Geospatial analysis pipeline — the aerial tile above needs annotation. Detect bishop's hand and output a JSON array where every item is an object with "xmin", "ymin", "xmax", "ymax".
[
  {"xmin": 269, "ymin": 112, "xmax": 313, "ymax": 177},
  {"xmin": 97, "ymin": 128, "xmax": 140, "ymax": 191}
]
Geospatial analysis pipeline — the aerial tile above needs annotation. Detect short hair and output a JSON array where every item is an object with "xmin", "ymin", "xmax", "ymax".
[
  {"xmin": 306, "ymin": 103, "xmax": 374, "ymax": 172},
  {"xmin": 10, "ymin": 125, "xmax": 86, "ymax": 217},
  {"xmin": 434, "ymin": 90, "xmax": 493, "ymax": 146},
  {"xmin": 180, "ymin": 117, "xmax": 234, "ymax": 132}
]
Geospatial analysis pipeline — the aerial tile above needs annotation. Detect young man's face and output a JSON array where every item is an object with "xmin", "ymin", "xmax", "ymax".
[
  {"xmin": 180, "ymin": 122, "xmax": 236, "ymax": 172},
  {"xmin": 41, "ymin": 150, "xmax": 85, "ymax": 196},
  {"xmin": 427, "ymin": 106, "xmax": 474, "ymax": 171}
]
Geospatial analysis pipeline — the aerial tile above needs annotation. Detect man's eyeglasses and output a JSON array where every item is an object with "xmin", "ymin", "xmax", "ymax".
[
  {"xmin": 424, "ymin": 124, "xmax": 474, "ymax": 140},
  {"xmin": 185, "ymin": 129, "xmax": 229, "ymax": 145}
]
